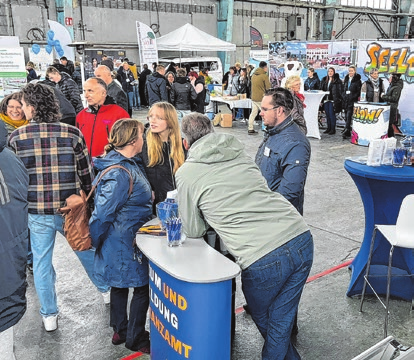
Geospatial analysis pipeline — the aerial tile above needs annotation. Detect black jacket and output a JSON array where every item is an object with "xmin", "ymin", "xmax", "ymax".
[
  {"xmin": 304, "ymin": 73, "xmax": 320, "ymax": 91},
  {"xmin": 119, "ymin": 69, "xmax": 135, "ymax": 93},
  {"xmin": 57, "ymin": 72, "xmax": 84, "ymax": 113},
  {"xmin": 0, "ymin": 121, "xmax": 29, "ymax": 332},
  {"xmin": 145, "ymin": 72, "xmax": 168, "ymax": 106},
  {"xmin": 72, "ymin": 66, "xmax": 83, "ymax": 91},
  {"xmin": 364, "ymin": 78, "xmax": 385, "ymax": 103},
  {"xmin": 193, "ymin": 76, "xmax": 206, "ymax": 114},
  {"xmin": 107, "ymin": 81, "xmax": 128, "ymax": 112},
  {"xmin": 382, "ymin": 77, "xmax": 404, "ymax": 124},
  {"xmin": 342, "ymin": 73, "xmax": 362, "ymax": 109},
  {"xmin": 171, "ymin": 77, "xmax": 197, "ymax": 111},
  {"xmin": 139, "ymin": 137, "xmax": 176, "ymax": 214},
  {"xmin": 320, "ymin": 73, "xmax": 343, "ymax": 113},
  {"xmin": 63, "ymin": 60, "xmax": 75, "ymax": 76}
]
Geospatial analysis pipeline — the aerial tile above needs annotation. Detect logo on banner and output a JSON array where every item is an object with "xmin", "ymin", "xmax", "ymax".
[
  {"xmin": 353, "ymin": 105, "xmax": 384, "ymax": 124},
  {"xmin": 364, "ymin": 42, "xmax": 414, "ymax": 80},
  {"xmin": 250, "ymin": 26, "xmax": 263, "ymax": 50}
]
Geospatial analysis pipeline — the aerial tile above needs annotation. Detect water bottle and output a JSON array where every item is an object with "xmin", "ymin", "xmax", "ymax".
[
  {"xmin": 402, "ymin": 136, "xmax": 412, "ymax": 166},
  {"xmin": 360, "ymin": 92, "xmax": 366, "ymax": 102}
]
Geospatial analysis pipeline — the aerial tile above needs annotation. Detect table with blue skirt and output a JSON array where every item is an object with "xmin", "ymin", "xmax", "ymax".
[
  {"xmin": 345, "ymin": 159, "xmax": 414, "ymax": 301},
  {"xmin": 136, "ymin": 219, "xmax": 240, "ymax": 360}
]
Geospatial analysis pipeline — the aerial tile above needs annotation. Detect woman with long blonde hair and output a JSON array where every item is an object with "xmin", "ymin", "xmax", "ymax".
[{"xmin": 140, "ymin": 102, "xmax": 185, "ymax": 213}]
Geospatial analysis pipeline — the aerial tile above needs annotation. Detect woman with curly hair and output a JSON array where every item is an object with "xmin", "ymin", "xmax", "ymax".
[
  {"xmin": 9, "ymin": 83, "xmax": 110, "ymax": 332},
  {"xmin": 0, "ymin": 92, "xmax": 29, "ymax": 135},
  {"xmin": 139, "ymin": 101, "xmax": 185, "ymax": 213}
]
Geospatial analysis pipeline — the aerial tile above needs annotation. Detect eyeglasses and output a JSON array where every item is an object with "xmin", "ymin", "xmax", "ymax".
[
  {"xmin": 261, "ymin": 106, "xmax": 280, "ymax": 112},
  {"xmin": 147, "ymin": 115, "xmax": 165, "ymax": 122}
]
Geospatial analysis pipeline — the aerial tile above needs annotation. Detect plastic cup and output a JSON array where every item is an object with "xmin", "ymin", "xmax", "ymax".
[
  {"xmin": 392, "ymin": 148, "xmax": 406, "ymax": 168},
  {"xmin": 167, "ymin": 223, "xmax": 182, "ymax": 247},
  {"xmin": 156, "ymin": 202, "xmax": 178, "ymax": 230}
]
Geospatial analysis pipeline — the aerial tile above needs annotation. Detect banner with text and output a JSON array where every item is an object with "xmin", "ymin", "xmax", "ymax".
[
  {"xmin": 0, "ymin": 47, "xmax": 26, "ymax": 100},
  {"xmin": 357, "ymin": 40, "xmax": 414, "ymax": 135},
  {"xmin": 136, "ymin": 21, "xmax": 158, "ymax": 70}
]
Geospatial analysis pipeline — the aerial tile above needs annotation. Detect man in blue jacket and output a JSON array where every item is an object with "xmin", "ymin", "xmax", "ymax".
[
  {"xmin": 255, "ymin": 87, "xmax": 311, "ymax": 216},
  {"xmin": 0, "ymin": 121, "xmax": 29, "ymax": 359}
]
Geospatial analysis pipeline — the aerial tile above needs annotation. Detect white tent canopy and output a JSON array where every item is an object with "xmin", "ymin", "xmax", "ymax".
[{"xmin": 156, "ymin": 23, "xmax": 236, "ymax": 52}]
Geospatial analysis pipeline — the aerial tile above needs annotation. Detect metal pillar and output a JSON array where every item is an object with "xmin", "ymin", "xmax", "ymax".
[
  {"xmin": 217, "ymin": 0, "xmax": 234, "ymax": 73},
  {"xmin": 55, "ymin": 0, "xmax": 74, "ymax": 39}
]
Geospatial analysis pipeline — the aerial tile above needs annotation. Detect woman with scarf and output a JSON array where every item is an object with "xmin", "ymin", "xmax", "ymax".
[
  {"xmin": 361, "ymin": 67, "xmax": 384, "ymax": 103},
  {"xmin": 0, "ymin": 93, "xmax": 29, "ymax": 135},
  {"xmin": 285, "ymin": 75, "xmax": 307, "ymax": 134}
]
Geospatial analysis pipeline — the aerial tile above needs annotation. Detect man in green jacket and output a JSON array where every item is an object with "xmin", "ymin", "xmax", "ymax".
[
  {"xmin": 176, "ymin": 113, "xmax": 314, "ymax": 360},
  {"xmin": 248, "ymin": 61, "xmax": 271, "ymax": 135}
]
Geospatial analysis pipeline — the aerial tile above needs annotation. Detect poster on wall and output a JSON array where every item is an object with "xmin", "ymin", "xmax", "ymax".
[
  {"xmin": 136, "ymin": 21, "xmax": 158, "ymax": 70},
  {"xmin": 356, "ymin": 40, "xmax": 414, "ymax": 135},
  {"xmin": 268, "ymin": 42, "xmax": 286, "ymax": 88},
  {"xmin": 0, "ymin": 47, "xmax": 27, "ymax": 100}
]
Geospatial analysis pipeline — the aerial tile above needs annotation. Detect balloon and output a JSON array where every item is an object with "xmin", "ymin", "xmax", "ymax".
[
  {"xmin": 47, "ymin": 30, "xmax": 55, "ymax": 41},
  {"xmin": 57, "ymin": 49, "xmax": 64, "ymax": 58},
  {"xmin": 45, "ymin": 45, "xmax": 53, "ymax": 54},
  {"xmin": 54, "ymin": 39, "xmax": 61, "ymax": 46},
  {"xmin": 55, "ymin": 44, "xmax": 62, "ymax": 52},
  {"xmin": 31, "ymin": 44, "xmax": 40, "ymax": 54}
]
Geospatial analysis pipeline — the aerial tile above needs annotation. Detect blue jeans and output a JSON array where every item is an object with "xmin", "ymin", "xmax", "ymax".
[
  {"xmin": 127, "ymin": 91, "xmax": 134, "ymax": 110},
  {"xmin": 133, "ymin": 84, "xmax": 141, "ymax": 108},
  {"xmin": 28, "ymin": 214, "xmax": 110, "ymax": 317},
  {"xmin": 324, "ymin": 101, "xmax": 336, "ymax": 131},
  {"xmin": 241, "ymin": 231, "xmax": 313, "ymax": 360}
]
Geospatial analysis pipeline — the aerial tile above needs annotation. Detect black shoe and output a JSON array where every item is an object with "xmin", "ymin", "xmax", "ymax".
[
  {"xmin": 323, "ymin": 128, "xmax": 331, "ymax": 134},
  {"xmin": 328, "ymin": 130, "xmax": 336, "ymax": 135},
  {"xmin": 243, "ymin": 304, "xmax": 251, "ymax": 315},
  {"xmin": 248, "ymin": 130, "xmax": 258, "ymax": 135},
  {"xmin": 342, "ymin": 129, "xmax": 351, "ymax": 139}
]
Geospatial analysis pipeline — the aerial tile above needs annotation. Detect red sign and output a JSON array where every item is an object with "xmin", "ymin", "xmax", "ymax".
[{"xmin": 65, "ymin": 17, "xmax": 73, "ymax": 26}]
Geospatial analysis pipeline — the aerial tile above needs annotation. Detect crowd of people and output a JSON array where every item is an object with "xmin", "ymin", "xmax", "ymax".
[
  {"xmin": 1, "ymin": 51, "xmax": 315, "ymax": 359},
  {"xmin": 1, "ymin": 54, "xmax": 405, "ymax": 360},
  {"xmin": 305, "ymin": 66, "xmax": 403, "ymax": 139}
]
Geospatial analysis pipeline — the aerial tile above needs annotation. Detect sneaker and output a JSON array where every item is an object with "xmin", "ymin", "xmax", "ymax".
[
  {"xmin": 42, "ymin": 314, "xmax": 58, "ymax": 332},
  {"xmin": 239, "ymin": 119, "xmax": 247, "ymax": 123},
  {"xmin": 102, "ymin": 290, "xmax": 111, "ymax": 305},
  {"xmin": 112, "ymin": 332, "xmax": 126, "ymax": 345},
  {"xmin": 248, "ymin": 129, "xmax": 258, "ymax": 135},
  {"xmin": 254, "ymin": 121, "xmax": 261, "ymax": 126}
]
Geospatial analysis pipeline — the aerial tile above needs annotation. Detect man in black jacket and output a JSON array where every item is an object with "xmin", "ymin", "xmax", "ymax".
[
  {"xmin": 94, "ymin": 65, "xmax": 128, "ymax": 112},
  {"xmin": 139, "ymin": 64, "xmax": 152, "ymax": 108},
  {"xmin": 145, "ymin": 65, "xmax": 168, "ymax": 106},
  {"xmin": 0, "ymin": 121, "xmax": 29, "ymax": 359},
  {"xmin": 171, "ymin": 68, "xmax": 197, "ymax": 122},
  {"xmin": 46, "ymin": 67, "xmax": 84, "ymax": 114},
  {"xmin": 60, "ymin": 56, "xmax": 75, "ymax": 76}
]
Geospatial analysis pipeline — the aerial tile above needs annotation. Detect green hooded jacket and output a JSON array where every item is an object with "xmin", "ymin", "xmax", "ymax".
[{"xmin": 176, "ymin": 133, "xmax": 309, "ymax": 270}]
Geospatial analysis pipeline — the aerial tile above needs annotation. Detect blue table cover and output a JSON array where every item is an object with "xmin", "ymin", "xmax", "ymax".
[{"xmin": 345, "ymin": 160, "xmax": 414, "ymax": 301}]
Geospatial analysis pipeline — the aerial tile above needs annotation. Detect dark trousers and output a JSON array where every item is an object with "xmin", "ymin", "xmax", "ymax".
[
  {"xmin": 110, "ymin": 285, "xmax": 150, "ymax": 351},
  {"xmin": 324, "ymin": 102, "xmax": 336, "ymax": 131},
  {"xmin": 344, "ymin": 106, "xmax": 353, "ymax": 131}
]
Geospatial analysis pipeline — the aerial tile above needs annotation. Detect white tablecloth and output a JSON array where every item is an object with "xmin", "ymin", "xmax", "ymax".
[
  {"xmin": 211, "ymin": 96, "xmax": 252, "ymax": 110},
  {"xmin": 303, "ymin": 91, "xmax": 329, "ymax": 139}
]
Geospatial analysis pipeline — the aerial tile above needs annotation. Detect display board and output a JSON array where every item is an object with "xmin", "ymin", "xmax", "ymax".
[
  {"xmin": 357, "ymin": 40, "xmax": 414, "ymax": 135},
  {"xmin": 0, "ymin": 47, "xmax": 27, "ymax": 100}
]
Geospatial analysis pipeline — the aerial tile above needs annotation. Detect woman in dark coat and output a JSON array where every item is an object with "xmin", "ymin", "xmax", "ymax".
[
  {"xmin": 320, "ymin": 67, "xmax": 343, "ymax": 135},
  {"xmin": 139, "ymin": 102, "xmax": 185, "ymax": 214},
  {"xmin": 189, "ymin": 71, "xmax": 206, "ymax": 114},
  {"xmin": 90, "ymin": 119, "xmax": 152, "ymax": 354},
  {"xmin": 382, "ymin": 73, "xmax": 404, "ymax": 136},
  {"xmin": 304, "ymin": 68, "xmax": 320, "ymax": 91},
  {"xmin": 341, "ymin": 65, "xmax": 361, "ymax": 139}
]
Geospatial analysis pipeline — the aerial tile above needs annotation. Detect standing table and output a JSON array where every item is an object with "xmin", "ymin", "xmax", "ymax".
[
  {"xmin": 345, "ymin": 160, "xmax": 414, "ymax": 301},
  {"xmin": 303, "ymin": 91, "xmax": 329, "ymax": 139},
  {"xmin": 210, "ymin": 96, "xmax": 252, "ymax": 117},
  {"xmin": 137, "ymin": 227, "xmax": 240, "ymax": 359}
]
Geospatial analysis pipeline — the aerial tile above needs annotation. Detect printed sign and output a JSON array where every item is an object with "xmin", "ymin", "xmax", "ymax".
[
  {"xmin": 136, "ymin": 21, "xmax": 158, "ymax": 69},
  {"xmin": 0, "ymin": 47, "xmax": 27, "ymax": 100}
]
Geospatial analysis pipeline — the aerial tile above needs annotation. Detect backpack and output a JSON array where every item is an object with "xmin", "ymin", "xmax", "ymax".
[
  {"xmin": 204, "ymin": 88, "xmax": 211, "ymax": 106},
  {"xmin": 59, "ymin": 165, "xmax": 133, "ymax": 251}
]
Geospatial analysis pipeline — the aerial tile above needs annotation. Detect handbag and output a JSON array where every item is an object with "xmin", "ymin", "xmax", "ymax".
[{"xmin": 59, "ymin": 165, "xmax": 133, "ymax": 251}]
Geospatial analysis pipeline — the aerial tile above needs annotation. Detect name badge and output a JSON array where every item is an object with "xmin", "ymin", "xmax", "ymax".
[
  {"xmin": 264, "ymin": 147, "xmax": 270, "ymax": 157},
  {"xmin": 346, "ymin": 90, "xmax": 350, "ymax": 94}
]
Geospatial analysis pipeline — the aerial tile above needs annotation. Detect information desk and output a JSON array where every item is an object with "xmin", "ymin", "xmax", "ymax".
[
  {"xmin": 344, "ymin": 160, "xmax": 414, "ymax": 301},
  {"xmin": 303, "ymin": 91, "xmax": 328, "ymax": 140},
  {"xmin": 351, "ymin": 102, "xmax": 390, "ymax": 146},
  {"xmin": 136, "ymin": 225, "xmax": 240, "ymax": 360}
]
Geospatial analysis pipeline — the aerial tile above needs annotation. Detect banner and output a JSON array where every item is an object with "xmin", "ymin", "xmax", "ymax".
[
  {"xmin": 356, "ymin": 40, "xmax": 414, "ymax": 135},
  {"xmin": 136, "ymin": 21, "xmax": 158, "ymax": 70},
  {"xmin": 250, "ymin": 26, "xmax": 263, "ymax": 50},
  {"xmin": 0, "ymin": 47, "xmax": 26, "ymax": 100}
]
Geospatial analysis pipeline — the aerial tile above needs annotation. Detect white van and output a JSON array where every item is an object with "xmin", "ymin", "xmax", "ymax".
[{"xmin": 159, "ymin": 57, "xmax": 223, "ymax": 84}]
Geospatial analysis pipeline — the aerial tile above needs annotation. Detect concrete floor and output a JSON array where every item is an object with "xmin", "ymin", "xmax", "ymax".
[{"xmin": 13, "ymin": 107, "xmax": 414, "ymax": 360}]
